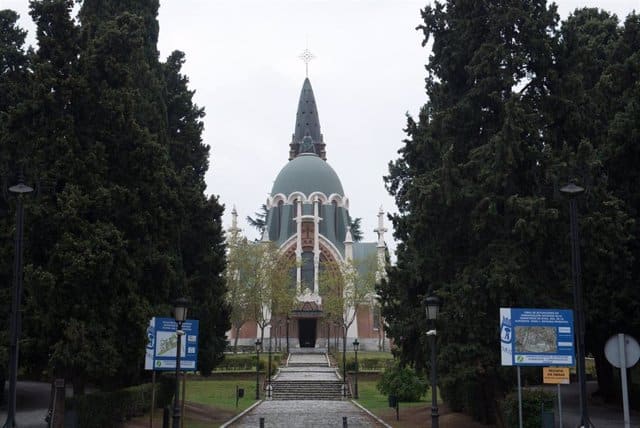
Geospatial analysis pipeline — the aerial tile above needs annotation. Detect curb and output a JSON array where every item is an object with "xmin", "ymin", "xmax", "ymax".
[
  {"xmin": 350, "ymin": 399, "xmax": 393, "ymax": 428},
  {"xmin": 220, "ymin": 399, "xmax": 263, "ymax": 428}
]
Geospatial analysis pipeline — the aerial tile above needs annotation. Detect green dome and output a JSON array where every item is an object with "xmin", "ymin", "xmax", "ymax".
[{"xmin": 271, "ymin": 153, "xmax": 344, "ymax": 197}]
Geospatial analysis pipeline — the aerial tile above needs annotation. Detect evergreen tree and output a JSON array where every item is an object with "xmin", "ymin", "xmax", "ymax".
[
  {"xmin": 0, "ymin": 8, "xmax": 30, "ymax": 404},
  {"xmin": 381, "ymin": 2, "xmax": 638, "ymax": 419},
  {"xmin": 545, "ymin": 9, "xmax": 639, "ymax": 401},
  {"xmin": 163, "ymin": 50, "xmax": 229, "ymax": 375},
  {"xmin": 382, "ymin": 0, "xmax": 563, "ymax": 421},
  {"xmin": 0, "ymin": 0, "xmax": 229, "ymax": 390}
]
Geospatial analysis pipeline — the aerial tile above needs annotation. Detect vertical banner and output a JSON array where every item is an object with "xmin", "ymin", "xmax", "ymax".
[{"xmin": 145, "ymin": 317, "xmax": 156, "ymax": 370}]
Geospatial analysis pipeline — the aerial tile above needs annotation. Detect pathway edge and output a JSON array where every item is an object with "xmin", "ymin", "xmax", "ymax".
[
  {"xmin": 220, "ymin": 399, "xmax": 263, "ymax": 428},
  {"xmin": 350, "ymin": 399, "xmax": 393, "ymax": 428}
]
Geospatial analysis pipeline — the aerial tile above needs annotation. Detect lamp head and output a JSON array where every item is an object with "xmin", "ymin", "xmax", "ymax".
[
  {"xmin": 424, "ymin": 295, "xmax": 441, "ymax": 321},
  {"xmin": 560, "ymin": 183, "xmax": 585, "ymax": 196},
  {"xmin": 353, "ymin": 339, "xmax": 359, "ymax": 351},
  {"xmin": 173, "ymin": 297, "xmax": 189, "ymax": 323}
]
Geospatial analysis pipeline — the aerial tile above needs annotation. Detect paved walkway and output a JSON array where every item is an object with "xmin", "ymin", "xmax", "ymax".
[
  {"xmin": 227, "ymin": 400, "xmax": 387, "ymax": 427},
  {"xmin": 542, "ymin": 381, "xmax": 640, "ymax": 428},
  {"xmin": 227, "ymin": 349, "xmax": 388, "ymax": 427}
]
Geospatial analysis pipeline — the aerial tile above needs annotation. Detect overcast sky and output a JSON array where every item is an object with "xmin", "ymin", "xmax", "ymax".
[{"xmin": 6, "ymin": 0, "xmax": 639, "ymax": 253}]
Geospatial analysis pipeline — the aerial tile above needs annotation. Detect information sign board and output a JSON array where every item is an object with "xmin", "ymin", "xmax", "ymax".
[
  {"xmin": 500, "ymin": 308, "xmax": 574, "ymax": 366},
  {"xmin": 145, "ymin": 317, "xmax": 199, "ymax": 371}
]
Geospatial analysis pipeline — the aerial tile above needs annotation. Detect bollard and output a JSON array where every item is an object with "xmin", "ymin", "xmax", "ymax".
[
  {"xmin": 541, "ymin": 399, "xmax": 554, "ymax": 428},
  {"xmin": 162, "ymin": 406, "xmax": 170, "ymax": 428},
  {"xmin": 259, "ymin": 417, "xmax": 265, "ymax": 427},
  {"xmin": 343, "ymin": 416, "xmax": 348, "ymax": 427}
]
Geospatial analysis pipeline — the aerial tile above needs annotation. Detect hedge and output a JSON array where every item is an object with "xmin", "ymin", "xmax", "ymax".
[
  {"xmin": 216, "ymin": 353, "xmax": 282, "ymax": 372},
  {"xmin": 500, "ymin": 388, "xmax": 555, "ymax": 428},
  {"xmin": 67, "ymin": 375, "xmax": 174, "ymax": 428}
]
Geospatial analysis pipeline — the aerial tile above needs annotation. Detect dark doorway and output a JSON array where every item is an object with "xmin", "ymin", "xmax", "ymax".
[{"xmin": 298, "ymin": 319, "xmax": 317, "ymax": 347}]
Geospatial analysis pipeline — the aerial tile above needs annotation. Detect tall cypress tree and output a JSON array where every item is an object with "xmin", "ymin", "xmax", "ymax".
[
  {"xmin": 382, "ymin": 0, "xmax": 564, "ymax": 421},
  {"xmin": 0, "ymin": 8, "xmax": 30, "ymax": 403},
  {"xmin": 1, "ymin": 0, "xmax": 229, "ymax": 391},
  {"xmin": 545, "ymin": 9, "xmax": 639, "ymax": 401},
  {"xmin": 382, "ymin": 2, "xmax": 638, "ymax": 419},
  {"xmin": 163, "ymin": 50, "xmax": 229, "ymax": 375}
]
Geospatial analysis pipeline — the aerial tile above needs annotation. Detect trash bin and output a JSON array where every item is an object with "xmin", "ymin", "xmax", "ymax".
[
  {"xmin": 388, "ymin": 395, "xmax": 397, "ymax": 408},
  {"xmin": 541, "ymin": 399, "xmax": 554, "ymax": 428}
]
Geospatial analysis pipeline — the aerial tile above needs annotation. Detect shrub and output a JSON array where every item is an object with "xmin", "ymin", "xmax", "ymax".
[
  {"xmin": 67, "ymin": 377, "xmax": 175, "ymax": 428},
  {"xmin": 500, "ymin": 388, "xmax": 555, "ymax": 428},
  {"xmin": 376, "ymin": 362, "xmax": 427, "ymax": 402},
  {"xmin": 215, "ymin": 353, "xmax": 282, "ymax": 372}
]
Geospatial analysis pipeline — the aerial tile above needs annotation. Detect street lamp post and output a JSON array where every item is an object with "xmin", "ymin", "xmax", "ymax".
[
  {"xmin": 561, "ymin": 183, "xmax": 590, "ymax": 427},
  {"xmin": 352, "ymin": 339, "xmax": 360, "ymax": 399},
  {"xmin": 255, "ymin": 339, "xmax": 262, "ymax": 400},
  {"xmin": 425, "ymin": 295, "xmax": 441, "ymax": 428},
  {"xmin": 285, "ymin": 316, "xmax": 290, "ymax": 354},
  {"xmin": 342, "ymin": 324, "xmax": 347, "ymax": 396},
  {"xmin": 172, "ymin": 297, "xmax": 189, "ymax": 428},
  {"xmin": 3, "ymin": 178, "xmax": 33, "ymax": 428},
  {"xmin": 267, "ymin": 334, "xmax": 272, "ymax": 395}
]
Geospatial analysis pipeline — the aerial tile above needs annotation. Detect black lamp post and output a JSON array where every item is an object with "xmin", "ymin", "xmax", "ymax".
[
  {"xmin": 3, "ymin": 178, "xmax": 33, "ymax": 428},
  {"xmin": 255, "ymin": 339, "xmax": 262, "ymax": 400},
  {"xmin": 342, "ymin": 324, "xmax": 347, "ymax": 396},
  {"xmin": 285, "ymin": 316, "xmax": 290, "ymax": 354},
  {"xmin": 267, "ymin": 334, "xmax": 272, "ymax": 395},
  {"xmin": 561, "ymin": 183, "xmax": 590, "ymax": 427},
  {"xmin": 326, "ymin": 321, "xmax": 330, "ymax": 350},
  {"xmin": 353, "ymin": 339, "xmax": 360, "ymax": 399},
  {"xmin": 172, "ymin": 297, "xmax": 188, "ymax": 428},
  {"xmin": 425, "ymin": 295, "xmax": 441, "ymax": 428}
]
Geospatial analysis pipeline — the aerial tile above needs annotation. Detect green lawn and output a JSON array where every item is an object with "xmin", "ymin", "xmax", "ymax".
[
  {"xmin": 354, "ymin": 380, "xmax": 438, "ymax": 411},
  {"xmin": 185, "ymin": 379, "xmax": 258, "ymax": 411}
]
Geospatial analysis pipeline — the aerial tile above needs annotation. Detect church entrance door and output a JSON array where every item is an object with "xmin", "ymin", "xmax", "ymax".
[{"xmin": 298, "ymin": 319, "xmax": 317, "ymax": 347}]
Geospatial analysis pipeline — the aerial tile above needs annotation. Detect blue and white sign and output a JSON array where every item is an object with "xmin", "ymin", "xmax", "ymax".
[
  {"xmin": 145, "ymin": 317, "xmax": 199, "ymax": 371},
  {"xmin": 500, "ymin": 308, "xmax": 574, "ymax": 366}
]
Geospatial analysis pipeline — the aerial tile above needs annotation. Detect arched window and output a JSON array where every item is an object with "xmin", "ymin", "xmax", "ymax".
[
  {"xmin": 301, "ymin": 251, "xmax": 314, "ymax": 291},
  {"xmin": 332, "ymin": 200, "xmax": 338, "ymax": 238},
  {"xmin": 277, "ymin": 200, "xmax": 284, "ymax": 238}
]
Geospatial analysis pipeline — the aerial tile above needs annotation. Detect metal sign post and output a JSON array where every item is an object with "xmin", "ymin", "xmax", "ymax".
[
  {"xmin": 543, "ymin": 367, "xmax": 569, "ymax": 427},
  {"xmin": 604, "ymin": 334, "xmax": 640, "ymax": 428}
]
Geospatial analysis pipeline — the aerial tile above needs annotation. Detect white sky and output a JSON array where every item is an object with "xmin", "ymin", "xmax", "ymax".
[{"xmin": 6, "ymin": 0, "xmax": 639, "ymax": 254}]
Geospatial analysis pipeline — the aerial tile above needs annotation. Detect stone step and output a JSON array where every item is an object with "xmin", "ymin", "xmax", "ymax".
[{"xmin": 270, "ymin": 379, "xmax": 347, "ymax": 400}]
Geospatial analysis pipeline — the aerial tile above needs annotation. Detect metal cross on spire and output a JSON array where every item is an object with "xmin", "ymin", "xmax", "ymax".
[{"xmin": 299, "ymin": 48, "xmax": 315, "ymax": 77}]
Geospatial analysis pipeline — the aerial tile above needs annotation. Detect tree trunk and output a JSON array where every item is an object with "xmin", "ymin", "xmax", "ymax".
[
  {"xmin": 594, "ymin": 348, "xmax": 617, "ymax": 402},
  {"xmin": 72, "ymin": 374, "xmax": 85, "ymax": 396},
  {"xmin": 233, "ymin": 326, "xmax": 241, "ymax": 353}
]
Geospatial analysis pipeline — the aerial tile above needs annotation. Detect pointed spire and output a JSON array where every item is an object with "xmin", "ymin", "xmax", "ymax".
[
  {"xmin": 344, "ymin": 227, "xmax": 354, "ymax": 261},
  {"xmin": 228, "ymin": 205, "xmax": 242, "ymax": 238},
  {"xmin": 374, "ymin": 206, "xmax": 387, "ymax": 248},
  {"xmin": 261, "ymin": 225, "xmax": 270, "ymax": 242},
  {"xmin": 289, "ymin": 78, "xmax": 326, "ymax": 160}
]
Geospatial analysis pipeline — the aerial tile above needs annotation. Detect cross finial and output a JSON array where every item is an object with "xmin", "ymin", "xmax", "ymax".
[{"xmin": 299, "ymin": 48, "xmax": 315, "ymax": 78}]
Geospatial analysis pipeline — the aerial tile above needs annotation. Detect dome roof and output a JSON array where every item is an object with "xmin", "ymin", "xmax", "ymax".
[{"xmin": 271, "ymin": 153, "xmax": 344, "ymax": 197}]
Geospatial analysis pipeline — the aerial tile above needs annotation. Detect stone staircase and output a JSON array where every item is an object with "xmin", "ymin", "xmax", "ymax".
[
  {"xmin": 270, "ymin": 379, "xmax": 346, "ymax": 400},
  {"xmin": 268, "ymin": 348, "xmax": 348, "ymax": 400}
]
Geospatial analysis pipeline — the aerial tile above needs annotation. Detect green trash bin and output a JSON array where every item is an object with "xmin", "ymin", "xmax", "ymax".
[
  {"xmin": 388, "ymin": 395, "xmax": 397, "ymax": 408},
  {"xmin": 541, "ymin": 399, "xmax": 554, "ymax": 428}
]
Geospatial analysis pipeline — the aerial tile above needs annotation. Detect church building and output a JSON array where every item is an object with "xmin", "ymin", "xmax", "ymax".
[{"xmin": 228, "ymin": 76, "xmax": 389, "ymax": 351}]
